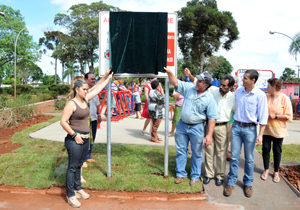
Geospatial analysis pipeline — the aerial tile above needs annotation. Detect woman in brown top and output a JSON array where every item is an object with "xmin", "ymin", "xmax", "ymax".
[{"xmin": 60, "ymin": 69, "xmax": 112, "ymax": 208}]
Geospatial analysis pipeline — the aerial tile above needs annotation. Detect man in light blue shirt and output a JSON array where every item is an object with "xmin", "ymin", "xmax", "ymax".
[
  {"xmin": 224, "ymin": 69, "xmax": 268, "ymax": 198},
  {"xmin": 164, "ymin": 67, "xmax": 218, "ymax": 187}
]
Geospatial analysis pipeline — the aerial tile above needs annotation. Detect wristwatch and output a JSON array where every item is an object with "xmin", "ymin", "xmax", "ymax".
[{"xmin": 275, "ymin": 114, "xmax": 278, "ymax": 119}]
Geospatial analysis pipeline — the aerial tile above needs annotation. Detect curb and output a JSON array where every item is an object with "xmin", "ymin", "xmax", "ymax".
[{"xmin": 0, "ymin": 186, "xmax": 207, "ymax": 201}]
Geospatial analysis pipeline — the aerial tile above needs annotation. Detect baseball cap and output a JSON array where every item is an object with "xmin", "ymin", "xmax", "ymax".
[{"xmin": 195, "ymin": 72, "xmax": 212, "ymax": 85}]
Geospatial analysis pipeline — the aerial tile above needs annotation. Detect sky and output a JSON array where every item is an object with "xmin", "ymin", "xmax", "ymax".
[{"xmin": 2, "ymin": 0, "xmax": 300, "ymax": 81}]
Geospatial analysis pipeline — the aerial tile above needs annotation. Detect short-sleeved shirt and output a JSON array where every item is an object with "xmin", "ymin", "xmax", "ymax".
[
  {"xmin": 175, "ymin": 80, "xmax": 218, "ymax": 124},
  {"xmin": 89, "ymin": 95, "xmax": 100, "ymax": 121},
  {"xmin": 234, "ymin": 86, "xmax": 268, "ymax": 125},
  {"xmin": 208, "ymin": 86, "xmax": 235, "ymax": 123},
  {"xmin": 264, "ymin": 93, "xmax": 293, "ymax": 138},
  {"xmin": 133, "ymin": 91, "xmax": 141, "ymax": 104},
  {"xmin": 173, "ymin": 89, "xmax": 184, "ymax": 106}
]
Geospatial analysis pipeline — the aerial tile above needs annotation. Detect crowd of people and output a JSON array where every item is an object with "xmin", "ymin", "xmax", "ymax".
[{"xmin": 60, "ymin": 68, "xmax": 293, "ymax": 208}]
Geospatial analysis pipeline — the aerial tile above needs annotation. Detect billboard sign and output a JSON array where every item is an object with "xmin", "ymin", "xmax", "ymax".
[
  {"xmin": 99, "ymin": 12, "xmax": 177, "ymax": 78},
  {"xmin": 236, "ymin": 69, "xmax": 275, "ymax": 90}
]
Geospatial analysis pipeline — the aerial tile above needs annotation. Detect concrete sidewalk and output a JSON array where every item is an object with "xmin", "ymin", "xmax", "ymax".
[
  {"xmin": 29, "ymin": 114, "xmax": 300, "ymax": 209},
  {"xmin": 30, "ymin": 114, "xmax": 176, "ymax": 146}
]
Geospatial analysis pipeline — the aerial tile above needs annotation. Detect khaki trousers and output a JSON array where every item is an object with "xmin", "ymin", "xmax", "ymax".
[
  {"xmin": 151, "ymin": 118, "xmax": 163, "ymax": 142},
  {"xmin": 204, "ymin": 124, "xmax": 228, "ymax": 180}
]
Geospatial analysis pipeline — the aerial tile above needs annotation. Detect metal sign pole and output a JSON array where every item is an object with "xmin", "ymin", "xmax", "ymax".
[
  {"xmin": 164, "ymin": 78, "xmax": 170, "ymax": 177},
  {"xmin": 107, "ymin": 81, "xmax": 112, "ymax": 177}
]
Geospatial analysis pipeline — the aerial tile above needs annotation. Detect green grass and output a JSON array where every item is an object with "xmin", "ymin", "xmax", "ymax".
[
  {"xmin": 256, "ymin": 144, "xmax": 300, "ymax": 162},
  {"xmin": 45, "ymin": 109, "xmax": 63, "ymax": 113},
  {"xmin": 0, "ymin": 116, "xmax": 201, "ymax": 193}
]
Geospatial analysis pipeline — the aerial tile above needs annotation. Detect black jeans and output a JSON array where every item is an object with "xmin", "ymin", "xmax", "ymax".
[
  {"xmin": 65, "ymin": 130, "xmax": 89, "ymax": 197},
  {"xmin": 262, "ymin": 135, "xmax": 283, "ymax": 172}
]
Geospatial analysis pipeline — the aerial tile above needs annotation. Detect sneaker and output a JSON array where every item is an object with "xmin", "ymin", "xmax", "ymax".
[
  {"xmin": 67, "ymin": 196, "xmax": 81, "ymax": 208},
  {"xmin": 75, "ymin": 189, "xmax": 90, "ymax": 199},
  {"xmin": 224, "ymin": 185, "xmax": 234, "ymax": 197},
  {"xmin": 244, "ymin": 185, "xmax": 253, "ymax": 197},
  {"xmin": 86, "ymin": 159, "xmax": 95, "ymax": 163}
]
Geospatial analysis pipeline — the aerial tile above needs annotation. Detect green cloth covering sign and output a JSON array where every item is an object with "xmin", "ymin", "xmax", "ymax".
[{"xmin": 109, "ymin": 12, "xmax": 168, "ymax": 75}]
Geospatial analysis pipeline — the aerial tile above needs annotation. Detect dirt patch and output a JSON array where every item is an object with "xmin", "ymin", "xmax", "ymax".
[
  {"xmin": 0, "ymin": 100, "xmax": 57, "ymax": 157},
  {"xmin": 0, "ymin": 115, "xmax": 54, "ymax": 156},
  {"xmin": 280, "ymin": 165, "xmax": 300, "ymax": 191}
]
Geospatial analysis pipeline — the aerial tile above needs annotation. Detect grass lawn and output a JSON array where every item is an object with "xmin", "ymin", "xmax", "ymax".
[
  {"xmin": 0, "ymin": 116, "xmax": 202, "ymax": 193},
  {"xmin": 256, "ymin": 144, "xmax": 300, "ymax": 162}
]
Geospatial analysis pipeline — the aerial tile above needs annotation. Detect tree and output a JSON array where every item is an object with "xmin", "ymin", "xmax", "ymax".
[
  {"xmin": 18, "ymin": 62, "xmax": 43, "ymax": 84},
  {"xmin": 177, "ymin": 0, "xmax": 239, "ymax": 72},
  {"xmin": 205, "ymin": 56, "xmax": 233, "ymax": 79},
  {"xmin": 280, "ymin": 67, "xmax": 298, "ymax": 82},
  {"xmin": 52, "ymin": 1, "xmax": 121, "ymax": 75},
  {"xmin": 0, "ymin": 5, "xmax": 41, "ymax": 85},
  {"xmin": 39, "ymin": 31, "xmax": 67, "ymax": 84},
  {"xmin": 41, "ymin": 73, "xmax": 61, "ymax": 85},
  {"xmin": 289, "ymin": 32, "xmax": 300, "ymax": 60}
]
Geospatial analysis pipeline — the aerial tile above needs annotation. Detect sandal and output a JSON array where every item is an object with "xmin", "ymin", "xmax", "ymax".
[
  {"xmin": 168, "ymin": 133, "xmax": 174, "ymax": 137},
  {"xmin": 157, "ymin": 138, "xmax": 163, "ymax": 142},
  {"xmin": 67, "ymin": 196, "xmax": 81, "ymax": 208},
  {"xmin": 75, "ymin": 189, "xmax": 90, "ymax": 199},
  {"xmin": 151, "ymin": 140, "xmax": 161, "ymax": 143},
  {"xmin": 141, "ymin": 131, "xmax": 145, "ymax": 136},
  {"xmin": 260, "ymin": 170, "xmax": 269, "ymax": 181},
  {"xmin": 273, "ymin": 172, "xmax": 280, "ymax": 183}
]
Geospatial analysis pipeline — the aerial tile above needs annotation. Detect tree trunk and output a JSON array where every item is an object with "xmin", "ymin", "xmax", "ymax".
[
  {"xmin": 62, "ymin": 62, "xmax": 64, "ymax": 84},
  {"xmin": 199, "ymin": 53, "xmax": 204, "ymax": 72},
  {"xmin": 55, "ymin": 58, "xmax": 57, "ymax": 84}
]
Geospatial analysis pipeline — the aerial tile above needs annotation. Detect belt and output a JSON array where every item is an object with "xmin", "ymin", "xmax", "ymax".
[
  {"xmin": 186, "ymin": 123, "xmax": 197, "ymax": 126},
  {"xmin": 215, "ymin": 122, "xmax": 228, "ymax": 126},
  {"xmin": 235, "ymin": 120, "xmax": 256, "ymax": 127},
  {"xmin": 80, "ymin": 134, "xmax": 90, "ymax": 139}
]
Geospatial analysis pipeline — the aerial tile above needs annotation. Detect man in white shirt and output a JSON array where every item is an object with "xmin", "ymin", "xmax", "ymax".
[
  {"xmin": 83, "ymin": 72, "xmax": 101, "ymax": 168},
  {"xmin": 204, "ymin": 75, "xmax": 236, "ymax": 186},
  {"xmin": 185, "ymin": 69, "xmax": 236, "ymax": 186}
]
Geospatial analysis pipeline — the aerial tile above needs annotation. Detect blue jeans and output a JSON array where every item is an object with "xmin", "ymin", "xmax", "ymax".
[
  {"xmin": 84, "ymin": 120, "xmax": 97, "ymax": 161},
  {"xmin": 227, "ymin": 122, "xmax": 257, "ymax": 186},
  {"xmin": 175, "ymin": 119, "xmax": 205, "ymax": 181},
  {"xmin": 65, "ymin": 131, "xmax": 90, "ymax": 197}
]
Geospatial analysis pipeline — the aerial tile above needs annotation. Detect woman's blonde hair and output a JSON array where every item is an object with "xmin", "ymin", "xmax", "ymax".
[{"xmin": 70, "ymin": 76, "xmax": 84, "ymax": 98}]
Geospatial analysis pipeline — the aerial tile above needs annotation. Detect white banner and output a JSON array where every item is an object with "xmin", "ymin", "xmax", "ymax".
[{"xmin": 99, "ymin": 12, "xmax": 177, "ymax": 78}]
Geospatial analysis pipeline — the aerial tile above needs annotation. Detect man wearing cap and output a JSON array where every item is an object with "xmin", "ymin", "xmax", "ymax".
[
  {"xmin": 224, "ymin": 69, "xmax": 268, "ymax": 197},
  {"xmin": 163, "ymin": 67, "xmax": 218, "ymax": 187},
  {"xmin": 185, "ymin": 69, "xmax": 236, "ymax": 187}
]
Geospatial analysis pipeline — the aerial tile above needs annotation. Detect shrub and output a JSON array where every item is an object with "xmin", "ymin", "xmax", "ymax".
[
  {"xmin": 54, "ymin": 99, "xmax": 67, "ymax": 110},
  {"xmin": 0, "ymin": 94, "xmax": 37, "ymax": 128},
  {"xmin": 0, "ymin": 87, "xmax": 3, "ymax": 94},
  {"xmin": 49, "ymin": 84, "xmax": 70, "ymax": 95},
  {"xmin": 16, "ymin": 84, "xmax": 33, "ymax": 95}
]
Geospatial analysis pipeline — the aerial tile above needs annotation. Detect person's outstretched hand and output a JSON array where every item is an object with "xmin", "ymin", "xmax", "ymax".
[
  {"xmin": 163, "ymin": 67, "xmax": 171, "ymax": 74},
  {"xmin": 184, "ymin": 68, "xmax": 191, "ymax": 76}
]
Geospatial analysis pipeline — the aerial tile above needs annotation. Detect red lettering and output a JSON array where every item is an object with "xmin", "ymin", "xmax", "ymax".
[
  {"xmin": 103, "ymin": 17, "xmax": 109, "ymax": 23},
  {"xmin": 167, "ymin": 18, "xmax": 173, "ymax": 24}
]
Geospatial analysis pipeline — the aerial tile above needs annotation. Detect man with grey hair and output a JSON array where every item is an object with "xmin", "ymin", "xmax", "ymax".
[{"xmin": 164, "ymin": 67, "xmax": 218, "ymax": 187}]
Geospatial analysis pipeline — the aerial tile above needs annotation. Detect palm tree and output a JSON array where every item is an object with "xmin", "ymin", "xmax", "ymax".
[
  {"xmin": 63, "ymin": 61, "xmax": 80, "ymax": 84},
  {"xmin": 288, "ymin": 32, "xmax": 300, "ymax": 60}
]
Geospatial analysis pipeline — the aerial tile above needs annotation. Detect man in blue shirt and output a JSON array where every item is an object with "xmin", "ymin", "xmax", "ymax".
[
  {"xmin": 224, "ymin": 69, "xmax": 268, "ymax": 198},
  {"xmin": 164, "ymin": 67, "xmax": 218, "ymax": 186}
]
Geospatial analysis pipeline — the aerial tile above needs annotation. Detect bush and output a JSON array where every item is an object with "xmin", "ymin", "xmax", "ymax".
[
  {"xmin": 0, "ymin": 94, "xmax": 37, "ymax": 128},
  {"xmin": 16, "ymin": 84, "xmax": 33, "ymax": 95},
  {"xmin": 54, "ymin": 99, "xmax": 67, "ymax": 110},
  {"xmin": 37, "ymin": 93, "xmax": 53, "ymax": 101},
  {"xmin": 0, "ymin": 87, "xmax": 3, "ymax": 94},
  {"xmin": 49, "ymin": 84, "xmax": 70, "ymax": 95}
]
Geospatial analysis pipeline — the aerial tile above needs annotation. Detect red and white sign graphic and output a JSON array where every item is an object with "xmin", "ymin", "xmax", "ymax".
[{"xmin": 167, "ymin": 32, "xmax": 175, "ymax": 67}]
